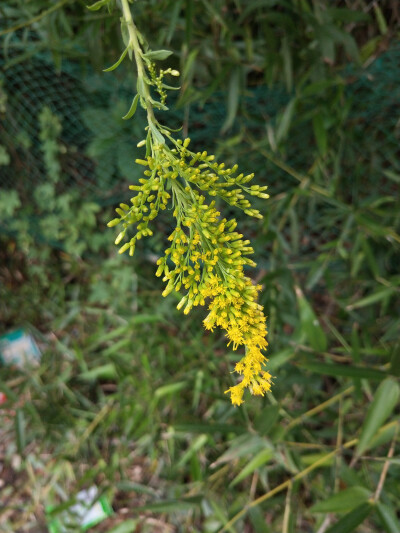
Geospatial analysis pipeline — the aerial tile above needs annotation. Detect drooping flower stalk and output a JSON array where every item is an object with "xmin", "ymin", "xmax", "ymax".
[{"xmin": 89, "ymin": 0, "xmax": 272, "ymax": 405}]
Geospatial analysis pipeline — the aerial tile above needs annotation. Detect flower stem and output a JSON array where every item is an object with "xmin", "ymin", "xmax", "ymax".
[{"xmin": 120, "ymin": 0, "xmax": 156, "ymax": 126}]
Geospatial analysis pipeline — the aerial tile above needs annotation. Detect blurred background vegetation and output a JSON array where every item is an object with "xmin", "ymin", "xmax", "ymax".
[{"xmin": 1, "ymin": 1, "xmax": 400, "ymax": 532}]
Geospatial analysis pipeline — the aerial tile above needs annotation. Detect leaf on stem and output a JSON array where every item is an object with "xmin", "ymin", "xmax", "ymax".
[
  {"xmin": 87, "ymin": 0, "xmax": 112, "ymax": 11},
  {"xmin": 122, "ymin": 94, "xmax": 140, "ymax": 120},
  {"xmin": 103, "ymin": 46, "xmax": 129, "ymax": 72},
  {"xmin": 143, "ymin": 49, "xmax": 173, "ymax": 61}
]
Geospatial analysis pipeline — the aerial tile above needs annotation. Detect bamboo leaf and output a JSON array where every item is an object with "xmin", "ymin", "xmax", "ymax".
[
  {"xmin": 325, "ymin": 503, "xmax": 373, "ymax": 533},
  {"xmin": 276, "ymin": 98, "xmax": 296, "ymax": 144},
  {"xmin": 376, "ymin": 501, "xmax": 400, "ymax": 533},
  {"xmin": 368, "ymin": 421, "xmax": 399, "ymax": 451},
  {"xmin": 356, "ymin": 378, "xmax": 400, "ymax": 456},
  {"xmin": 177, "ymin": 434, "xmax": 208, "ymax": 467},
  {"xmin": 230, "ymin": 448, "xmax": 274, "ymax": 487},
  {"xmin": 133, "ymin": 498, "xmax": 201, "ymax": 513},
  {"xmin": 346, "ymin": 287, "xmax": 394, "ymax": 311},
  {"xmin": 311, "ymin": 487, "xmax": 371, "ymax": 513},
  {"xmin": 373, "ymin": 4, "xmax": 388, "ymax": 35},
  {"xmin": 296, "ymin": 287, "xmax": 327, "ymax": 352},
  {"xmin": 221, "ymin": 68, "xmax": 240, "ymax": 134}
]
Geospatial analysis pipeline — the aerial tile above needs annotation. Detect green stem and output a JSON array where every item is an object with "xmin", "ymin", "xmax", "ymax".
[{"xmin": 120, "ymin": 0, "xmax": 156, "ymax": 126}]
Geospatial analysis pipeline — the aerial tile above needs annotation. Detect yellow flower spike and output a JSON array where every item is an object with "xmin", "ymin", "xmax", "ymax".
[{"xmin": 103, "ymin": 0, "xmax": 271, "ymax": 405}]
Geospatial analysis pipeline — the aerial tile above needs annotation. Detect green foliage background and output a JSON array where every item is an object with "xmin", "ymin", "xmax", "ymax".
[{"xmin": 0, "ymin": 1, "xmax": 400, "ymax": 532}]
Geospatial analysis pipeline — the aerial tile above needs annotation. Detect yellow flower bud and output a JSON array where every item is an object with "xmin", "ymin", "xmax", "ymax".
[{"xmin": 107, "ymin": 218, "xmax": 120, "ymax": 227}]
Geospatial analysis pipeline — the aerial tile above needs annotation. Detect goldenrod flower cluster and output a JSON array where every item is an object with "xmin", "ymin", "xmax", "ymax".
[
  {"xmin": 95, "ymin": 0, "xmax": 272, "ymax": 404},
  {"xmin": 108, "ymin": 138, "xmax": 272, "ymax": 405}
]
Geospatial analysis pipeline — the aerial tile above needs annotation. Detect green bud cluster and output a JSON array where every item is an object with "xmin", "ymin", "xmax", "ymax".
[
  {"xmin": 169, "ymin": 138, "xmax": 269, "ymax": 215},
  {"xmin": 107, "ymin": 139, "xmax": 268, "ymax": 263},
  {"xmin": 148, "ymin": 62, "xmax": 179, "ymax": 106}
]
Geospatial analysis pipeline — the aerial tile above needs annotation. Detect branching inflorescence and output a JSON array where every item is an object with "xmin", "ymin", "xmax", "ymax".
[{"xmin": 89, "ymin": 0, "xmax": 272, "ymax": 405}]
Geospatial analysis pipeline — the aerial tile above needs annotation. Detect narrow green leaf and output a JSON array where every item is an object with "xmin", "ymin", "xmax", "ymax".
[
  {"xmin": 267, "ymin": 348, "xmax": 294, "ymax": 371},
  {"xmin": 116, "ymin": 481, "xmax": 156, "ymax": 495},
  {"xmin": 213, "ymin": 435, "xmax": 266, "ymax": 466},
  {"xmin": 356, "ymin": 378, "xmax": 400, "ymax": 456},
  {"xmin": 79, "ymin": 363, "xmax": 117, "ymax": 381},
  {"xmin": 149, "ymin": 122, "xmax": 165, "ymax": 145},
  {"xmin": 103, "ymin": 46, "xmax": 129, "ymax": 72},
  {"xmin": 149, "ymin": 97, "xmax": 168, "ymax": 111},
  {"xmin": 182, "ymin": 48, "xmax": 198, "ymax": 84},
  {"xmin": 145, "ymin": 130, "xmax": 151, "ymax": 157},
  {"xmin": 130, "ymin": 314, "xmax": 165, "ymax": 325},
  {"xmin": 296, "ymin": 287, "xmax": 327, "ymax": 352},
  {"xmin": 383, "ymin": 170, "xmax": 400, "ymax": 184},
  {"xmin": 238, "ymin": 0, "xmax": 279, "ymax": 23},
  {"xmin": 325, "ymin": 503, "xmax": 373, "ymax": 533},
  {"xmin": 254, "ymin": 404, "xmax": 280, "ymax": 435},
  {"xmin": 390, "ymin": 343, "xmax": 400, "ymax": 376},
  {"xmin": 376, "ymin": 501, "xmax": 400, "ymax": 533},
  {"xmin": 122, "ymin": 94, "xmax": 139, "ymax": 120},
  {"xmin": 302, "ymin": 78, "xmax": 343, "ymax": 97},
  {"xmin": 136, "ymin": 75, "xmax": 147, "ymax": 99},
  {"xmin": 313, "ymin": 113, "xmax": 327, "ymax": 156},
  {"xmin": 276, "ymin": 98, "xmax": 296, "ymax": 144},
  {"xmin": 133, "ymin": 498, "xmax": 201, "ymax": 513},
  {"xmin": 230, "ymin": 448, "xmax": 274, "ymax": 487},
  {"xmin": 121, "ymin": 19, "xmax": 130, "ymax": 50},
  {"xmin": 249, "ymin": 507, "xmax": 271, "ymax": 533},
  {"xmin": 177, "ymin": 434, "xmax": 208, "ymax": 468},
  {"xmin": 221, "ymin": 68, "xmax": 240, "ymax": 134},
  {"xmin": 166, "ymin": 0, "xmax": 183, "ymax": 44},
  {"xmin": 327, "ymin": 8, "xmax": 370, "ymax": 23},
  {"xmin": 143, "ymin": 49, "xmax": 173, "ymax": 61},
  {"xmin": 160, "ymin": 83, "xmax": 180, "ymax": 91},
  {"xmin": 209, "ymin": 499, "xmax": 234, "ymax": 533},
  {"xmin": 311, "ymin": 487, "xmax": 371, "ymax": 513},
  {"xmin": 300, "ymin": 362, "xmax": 387, "ymax": 380},
  {"xmin": 154, "ymin": 381, "xmax": 187, "ymax": 399},
  {"xmin": 87, "ymin": 0, "xmax": 111, "ymax": 11},
  {"xmin": 346, "ymin": 287, "xmax": 394, "ymax": 311},
  {"xmin": 368, "ymin": 420, "xmax": 399, "ymax": 451},
  {"xmin": 318, "ymin": 28, "xmax": 335, "ymax": 63},
  {"xmin": 373, "ymin": 4, "xmax": 388, "ymax": 35},
  {"xmin": 281, "ymin": 35, "xmax": 293, "ymax": 92},
  {"xmin": 15, "ymin": 409, "xmax": 26, "ymax": 454},
  {"xmin": 173, "ymin": 423, "xmax": 244, "ymax": 434}
]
